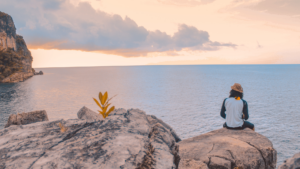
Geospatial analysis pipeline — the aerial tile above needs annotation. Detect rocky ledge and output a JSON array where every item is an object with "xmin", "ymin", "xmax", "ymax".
[
  {"xmin": 0, "ymin": 108, "xmax": 181, "ymax": 169},
  {"xmin": 1, "ymin": 72, "xmax": 34, "ymax": 83},
  {"xmin": 179, "ymin": 128, "xmax": 277, "ymax": 169},
  {"xmin": 0, "ymin": 108, "xmax": 278, "ymax": 169}
]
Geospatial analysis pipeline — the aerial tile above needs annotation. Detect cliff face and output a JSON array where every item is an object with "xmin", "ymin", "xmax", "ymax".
[
  {"xmin": 0, "ymin": 11, "xmax": 34, "ymax": 83},
  {"xmin": 0, "ymin": 12, "xmax": 17, "ymax": 51}
]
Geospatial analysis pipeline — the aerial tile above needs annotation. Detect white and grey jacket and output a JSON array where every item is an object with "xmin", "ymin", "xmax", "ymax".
[{"xmin": 220, "ymin": 97, "xmax": 249, "ymax": 128}]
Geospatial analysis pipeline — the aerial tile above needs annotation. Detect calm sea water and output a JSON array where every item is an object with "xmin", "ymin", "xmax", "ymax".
[{"xmin": 0, "ymin": 65, "xmax": 299, "ymax": 166}]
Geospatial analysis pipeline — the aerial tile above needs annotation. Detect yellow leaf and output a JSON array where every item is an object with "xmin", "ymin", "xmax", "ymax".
[
  {"xmin": 98, "ymin": 110, "xmax": 106, "ymax": 118},
  {"xmin": 106, "ymin": 106, "xmax": 115, "ymax": 117},
  {"xmin": 104, "ymin": 103, "xmax": 111, "ymax": 108},
  {"xmin": 99, "ymin": 92, "xmax": 103, "ymax": 104},
  {"xmin": 101, "ymin": 91, "xmax": 108, "ymax": 105},
  {"xmin": 102, "ymin": 106, "xmax": 108, "ymax": 114},
  {"xmin": 93, "ymin": 98, "xmax": 102, "ymax": 109},
  {"xmin": 58, "ymin": 122, "xmax": 67, "ymax": 133},
  {"xmin": 107, "ymin": 94, "xmax": 117, "ymax": 103}
]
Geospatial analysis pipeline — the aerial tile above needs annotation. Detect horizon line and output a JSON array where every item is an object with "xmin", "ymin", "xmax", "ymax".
[{"xmin": 33, "ymin": 63, "xmax": 300, "ymax": 69}]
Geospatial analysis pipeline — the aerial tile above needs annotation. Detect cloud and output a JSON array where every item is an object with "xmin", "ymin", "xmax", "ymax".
[
  {"xmin": 251, "ymin": 0, "xmax": 300, "ymax": 17},
  {"xmin": 157, "ymin": 0, "xmax": 215, "ymax": 6},
  {"xmin": 231, "ymin": 0, "xmax": 300, "ymax": 17},
  {"xmin": 0, "ymin": 0, "xmax": 235, "ymax": 57}
]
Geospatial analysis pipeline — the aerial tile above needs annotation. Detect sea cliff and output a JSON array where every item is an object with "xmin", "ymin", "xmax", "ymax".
[{"xmin": 0, "ymin": 11, "xmax": 34, "ymax": 83}]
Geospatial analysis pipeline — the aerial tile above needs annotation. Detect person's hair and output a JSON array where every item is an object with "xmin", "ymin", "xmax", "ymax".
[{"xmin": 229, "ymin": 89, "xmax": 243, "ymax": 99}]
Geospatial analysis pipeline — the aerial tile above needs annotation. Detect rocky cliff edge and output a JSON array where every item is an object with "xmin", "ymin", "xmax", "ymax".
[
  {"xmin": 0, "ymin": 108, "xmax": 181, "ymax": 169},
  {"xmin": 0, "ymin": 11, "xmax": 34, "ymax": 83},
  {"xmin": 0, "ymin": 107, "xmax": 278, "ymax": 169}
]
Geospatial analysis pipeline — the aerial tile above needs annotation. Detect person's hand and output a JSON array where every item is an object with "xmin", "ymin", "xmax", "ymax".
[{"xmin": 242, "ymin": 114, "xmax": 245, "ymax": 119}]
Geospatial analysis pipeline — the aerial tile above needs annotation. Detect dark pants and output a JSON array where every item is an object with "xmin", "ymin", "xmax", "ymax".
[{"xmin": 223, "ymin": 121, "xmax": 255, "ymax": 130}]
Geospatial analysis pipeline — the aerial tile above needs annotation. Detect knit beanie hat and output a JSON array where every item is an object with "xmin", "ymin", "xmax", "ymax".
[{"xmin": 231, "ymin": 83, "xmax": 243, "ymax": 93}]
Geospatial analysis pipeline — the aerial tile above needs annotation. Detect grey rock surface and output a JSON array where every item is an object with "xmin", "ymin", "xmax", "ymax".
[
  {"xmin": 77, "ymin": 106, "xmax": 103, "ymax": 121},
  {"xmin": 178, "ymin": 128, "xmax": 277, "ymax": 169},
  {"xmin": 0, "ymin": 108, "xmax": 180, "ymax": 169},
  {"xmin": 5, "ymin": 110, "xmax": 49, "ymax": 128},
  {"xmin": 278, "ymin": 152, "xmax": 300, "ymax": 169}
]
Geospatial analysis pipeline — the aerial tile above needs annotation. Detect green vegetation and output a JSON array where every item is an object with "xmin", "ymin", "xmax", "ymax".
[
  {"xmin": 0, "ymin": 48, "xmax": 24, "ymax": 80},
  {"xmin": 93, "ymin": 92, "xmax": 116, "ymax": 118},
  {"xmin": 0, "ymin": 36, "xmax": 32, "ymax": 81}
]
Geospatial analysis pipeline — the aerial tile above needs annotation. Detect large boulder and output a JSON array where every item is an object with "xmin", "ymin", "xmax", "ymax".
[
  {"xmin": 178, "ymin": 128, "xmax": 277, "ymax": 169},
  {"xmin": 4, "ymin": 110, "xmax": 49, "ymax": 128},
  {"xmin": 278, "ymin": 152, "xmax": 300, "ymax": 169},
  {"xmin": 77, "ymin": 106, "xmax": 103, "ymax": 121},
  {"xmin": 0, "ymin": 108, "xmax": 181, "ymax": 169}
]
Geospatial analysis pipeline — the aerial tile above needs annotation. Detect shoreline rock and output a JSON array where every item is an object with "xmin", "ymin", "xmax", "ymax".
[
  {"xmin": 178, "ymin": 128, "xmax": 277, "ymax": 169},
  {"xmin": 1, "ymin": 72, "xmax": 34, "ymax": 83},
  {"xmin": 0, "ymin": 108, "xmax": 278, "ymax": 169},
  {"xmin": 278, "ymin": 152, "xmax": 300, "ymax": 169},
  {"xmin": 5, "ymin": 110, "xmax": 49, "ymax": 128},
  {"xmin": 34, "ymin": 71, "xmax": 43, "ymax": 75},
  {"xmin": 0, "ymin": 108, "xmax": 180, "ymax": 168}
]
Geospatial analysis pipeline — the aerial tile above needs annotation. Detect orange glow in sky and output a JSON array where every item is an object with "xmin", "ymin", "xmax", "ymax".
[{"xmin": 3, "ymin": 0, "xmax": 300, "ymax": 67}]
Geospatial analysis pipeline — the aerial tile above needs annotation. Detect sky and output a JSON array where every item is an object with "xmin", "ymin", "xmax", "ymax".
[{"xmin": 1, "ymin": 0, "xmax": 300, "ymax": 67}]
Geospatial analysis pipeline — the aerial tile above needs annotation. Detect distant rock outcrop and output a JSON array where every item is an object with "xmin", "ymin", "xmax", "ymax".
[
  {"xmin": 0, "ymin": 108, "xmax": 181, "ymax": 168},
  {"xmin": 278, "ymin": 152, "xmax": 300, "ymax": 169},
  {"xmin": 34, "ymin": 70, "xmax": 43, "ymax": 75},
  {"xmin": 0, "ymin": 11, "xmax": 34, "ymax": 83},
  {"xmin": 178, "ymin": 128, "xmax": 277, "ymax": 169}
]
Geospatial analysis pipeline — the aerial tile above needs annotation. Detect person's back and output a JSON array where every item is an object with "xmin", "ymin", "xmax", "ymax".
[
  {"xmin": 220, "ymin": 83, "xmax": 254, "ymax": 131},
  {"xmin": 223, "ymin": 97, "xmax": 244, "ymax": 127}
]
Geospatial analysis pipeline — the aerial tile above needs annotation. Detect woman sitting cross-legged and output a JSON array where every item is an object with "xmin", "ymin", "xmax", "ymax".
[{"xmin": 220, "ymin": 83, "xmax": 255, "ymax": 131}]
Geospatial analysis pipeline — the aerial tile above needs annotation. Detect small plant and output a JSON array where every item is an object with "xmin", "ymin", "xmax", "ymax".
[
  {"xmin": 234, "ymin": 167, "xmax": 243, "ymax": 169},
  {"xmin": 93, "ymin": 91, "xmax": 116, "ymax": 118},
  {"xmin": 58, "ymin": 122, "xmax": 67, "ymax": 133}
]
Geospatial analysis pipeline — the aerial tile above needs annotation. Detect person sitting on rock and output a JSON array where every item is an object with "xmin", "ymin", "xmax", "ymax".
[{"xmin": 220, "ymin": 83, "xmax": 255, "ymax": 131}]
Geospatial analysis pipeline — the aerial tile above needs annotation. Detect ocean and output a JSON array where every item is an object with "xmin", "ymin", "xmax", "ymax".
[{"xmin": 0, "ymin": 65, "xmax": 299, "ymax": 166}]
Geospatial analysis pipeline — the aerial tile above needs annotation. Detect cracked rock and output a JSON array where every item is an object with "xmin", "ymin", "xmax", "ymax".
[
  {"xmin": 178, "ymin": 128, "xmax": 277, "ymax": 169},
  {"xmin": 0, "ymin": 108, "xmax": 180, "ymax": 169}
]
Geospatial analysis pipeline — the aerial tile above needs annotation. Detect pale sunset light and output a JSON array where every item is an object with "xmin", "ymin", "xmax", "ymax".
[
  {"xmin": 1, "ymin": 1, "xmax": 300, "ymax": 168},
  {"xmin": 1, "ymin": 0, "xmax": 299, "ymax": 67}
]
